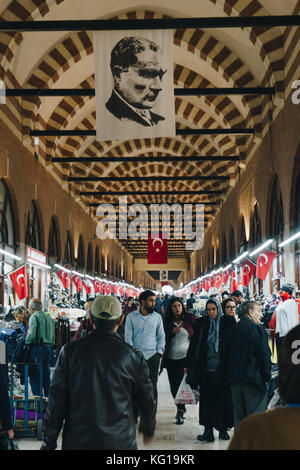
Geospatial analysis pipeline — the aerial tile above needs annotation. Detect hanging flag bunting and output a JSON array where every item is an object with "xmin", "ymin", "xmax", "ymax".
[
  {"xmin": 9, "ymin": 265, "xmax": 28, "ymax": 301},
  {"xmin": 105, "ymin": 284, "xmax": 111, "ymax": 295},
  {"xmin": 93, "ymin": 280, "xmax": 102, "ymax": 294},
  {"xmin": 214, "ymin": 273, "xmax": 223, "ymax": 290},
  {"xmin": 71, "ymin": 275, "xmax": 82, "ymax": 293},
  {"xmin": 210, "ymin": 274, "xmax": 216, "ymax": 289},
  {"xmin": 147, "ymin": 233, "xmax": 168, "ymax": 264},
  {"xmin": 82, "ymin": 280, "xmax": 92, "ymax": 296},
  {"xmin": 94, "ymin": 29, "xmax": 176, "ymax": 142},
  {"xmin": 222, "ymin": 268, "xmax": 232, "ymax": 286},
  {"xmin": 256, "ymin": 249, "xmax": 276, "ymax": 281},
  {"xmin": 231, "ymin": 270, "xmax": 239, "ymax": 292},
  {"xmin": 241, "ymin": 258, "xmax": 256, "ymax": 287},
  {"xmin": 57, "ymin": 269, "xmax": 70, "ymax": 290}
]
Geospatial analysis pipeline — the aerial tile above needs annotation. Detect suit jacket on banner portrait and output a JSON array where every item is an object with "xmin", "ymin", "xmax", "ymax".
[{"xmin": 148, "ymin": 233, "xmax": 168, "ymax": 264}]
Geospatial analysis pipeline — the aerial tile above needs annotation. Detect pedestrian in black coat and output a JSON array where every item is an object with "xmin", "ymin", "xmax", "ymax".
[
  {"xmin": 184, "ymin": 298, "xmax": 234, "ymax": 443},
  {"xmin": 0, "ymin": 365, "xmax": 14, "ymax": 440}
]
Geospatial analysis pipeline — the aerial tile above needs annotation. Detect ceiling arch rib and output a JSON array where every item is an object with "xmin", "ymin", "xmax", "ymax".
[
  {"xmin": 22, "ymin": 25, "xmax": 261, "ymax": 140},
  {"xmin": 0, "ymin": 1, "xmax": 282, "ymax": 89}
]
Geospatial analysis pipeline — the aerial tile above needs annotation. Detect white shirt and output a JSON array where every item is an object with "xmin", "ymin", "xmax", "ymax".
[{"xmin": 275, "ymin": 299, "xmax": 299, "ymax": 337}]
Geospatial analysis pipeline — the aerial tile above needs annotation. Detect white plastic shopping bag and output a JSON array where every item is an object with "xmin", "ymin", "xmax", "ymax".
[{"xmin": 174, "ymin": 373, "xmax": 197, "ymax": 405}]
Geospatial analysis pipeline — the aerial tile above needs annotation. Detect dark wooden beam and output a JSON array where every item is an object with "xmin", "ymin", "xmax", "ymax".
[
  {"xmin": 68, "ymin": 175, "xmax": 229, "ymax": 182},
  {"xmin": 0, "ymin": 17, "xmax": 299, "ymax": 32},
  {"xmin": 80, "ymin": 190, "xmax": 222, "ymax": 196},
  {"xmin": 31, "ymin": 128, "xmax": 254, "ymax": 137},
  {"xmin": 6, "ymin": 87, "xmax": 275, "ymax": 97},
  {"xmin": 52, "ymin": 155, "xmax": 239, "ymax": 163}
]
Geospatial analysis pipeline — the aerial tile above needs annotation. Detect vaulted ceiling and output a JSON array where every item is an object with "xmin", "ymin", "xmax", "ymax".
[{"xmin": 0, "ymin": 0, "xmax": 298, "ymax": 259}]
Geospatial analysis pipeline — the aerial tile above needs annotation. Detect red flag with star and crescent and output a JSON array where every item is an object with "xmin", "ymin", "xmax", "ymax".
[
  {"xmin": 9, "ymin": 265, "xmax": 28, "ymax": 300},
  {"xmin": 71, "ymin": 275, "xmax": 82, "ymax": 293},
  {"xmin": 241, "ymin": 258, "xmax": 256, "ymax": 287},
  {"xmin": 148, "ymin": 233, "xmax": 168, "ymax": 264},
  {"xmin": 256, "ymin": 250, "xmax": 276, "ymax": 281},
  {"xmin": 57, "ymin": 269, "xmax": 70, "ymax": 290}
]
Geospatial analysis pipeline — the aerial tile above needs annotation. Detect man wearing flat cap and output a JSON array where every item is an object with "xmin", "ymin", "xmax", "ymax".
[{"xmin": 41, "ymin": 296, "xmax": 156, "ymax": 450}]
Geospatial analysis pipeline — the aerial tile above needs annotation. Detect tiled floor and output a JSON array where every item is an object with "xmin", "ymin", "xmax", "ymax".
[{"xmin": 15, "ymin": 369, "xmax": 233, "ymax": 451}]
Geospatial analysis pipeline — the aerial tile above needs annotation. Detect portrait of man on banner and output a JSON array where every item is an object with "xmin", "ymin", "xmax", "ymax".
[{"xmin": 94, "ymin": 29, "xmax": 176, "ymax": 141}]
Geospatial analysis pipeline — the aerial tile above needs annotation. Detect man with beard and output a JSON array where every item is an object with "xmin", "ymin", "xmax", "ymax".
[
  {"xmin": 125, "ymin": 290, "xmax": 165, "ymax": 408},
  {"xmin": 106, "ymin": 37, "xmax": 166, "ymax": 127}
]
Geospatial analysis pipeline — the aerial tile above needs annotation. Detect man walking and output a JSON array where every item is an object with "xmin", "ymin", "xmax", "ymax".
[
  {"xmin": 125, "ymin": 290, "xmax": 165, "ymax": 407},
  {"xmin": 228, "ymin": 300, "xmax": 272, "ymax": 427},
  {"xmin": 25, "ymin": 298, "xmax": 55, "ymax": 397},
  {"xmin": 41, "ymin": 296, "xmax": 156, "ymax": 450}
]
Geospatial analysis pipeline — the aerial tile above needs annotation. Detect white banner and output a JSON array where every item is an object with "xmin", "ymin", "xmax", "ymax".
[{"xmin": 94, "ymin": 29, "xmax": 175, "ymax": 142}]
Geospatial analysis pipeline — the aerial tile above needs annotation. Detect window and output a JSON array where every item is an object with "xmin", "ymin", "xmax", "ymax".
[
  {"xmin": 77, "ymin": 235, "xmax": 85, "ymax": 270},
  {"xmin": 95, "ymin": 246, "xmax": 100, "ymax": 274},
  {"xmin": 48, "ymin": 216, "xmax": 60, "ymax": 263},
  {"xmin": 25, "ymin": 201, "xmax": 41, "ymax": 250},
  {"xmin": 87, "ymin": 243, "xmax": 93, "ymax": 272},
  {"xmin": 64, "ymin": 230, "xmax": 74, "ymax": 265},
  {"xmin": 250, "ymin": 203, "xmax": 262, "ymax": 248},
  {"xmin": 229, "ymin": 226, "xmax": 236, "ymax": 259},
  {"xmin": 0, "ymin": 180, "xmax": 14, "ymax": 246},
  {"xmin": 239, "ymin": 217, "xmax": 247, "ymax": 253}
]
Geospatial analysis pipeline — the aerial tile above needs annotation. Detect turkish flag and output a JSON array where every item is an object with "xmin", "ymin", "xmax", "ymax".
[
  {"xmin": 82, "ymin": 280, "xmax": 92, "ymax": 295},
  {"xmin": 93, "ymin": 280, "xmax": 102, "ymax": 293},
  {"xmin": 9, "ymin": 265, "xmax": 28, "ymax": 300},
  {"xmin": 148, "ymin": 233, "xmax": 168, "ymax": 264},
  {"xmin": 231, "ymin": 270, "xmax": 239, "ymax": 292},
  {"xmin": 71, "ymin": 275, "xmax": 82, "ymax": 293},
  {"xmin": 256, "ymin": 250, "xmax": 276, "ymax": 281},
  {"xmin": 214, "ymin": 273, "xmax": 223, "ymax": 290},
  {"xmin": 222, "ymin": 268, "xmax": 232, "ymax": 286},
  {"xmin": 210, "ymin": 274, "xmax": 215, "ymax": 289},
  {"xmin": 241, "ymin": 258, "xmax": 256, "ymax": 287},
  {"xmin": 57, "ymin": 269, "xmax": 70, "ymax": 290},
  {"xmin": 204, "ymin": 278, "xmax": 210, "ymax": 292},
  {"xmin": 105, "ymin": 284, "xmax": 111, "ymax": 295}
]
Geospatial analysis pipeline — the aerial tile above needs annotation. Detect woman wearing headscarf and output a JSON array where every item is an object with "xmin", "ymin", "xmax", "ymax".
[
  {"xmin": 161, "ymin": 297, "xmax": 196, "ymax": 425},
  {"xmin": 184, "ymin": 297, "xmax": 233, "ymax": 443}
]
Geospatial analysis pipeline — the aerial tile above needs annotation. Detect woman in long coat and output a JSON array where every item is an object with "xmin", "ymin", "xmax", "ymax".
[{"xmin": 184, "ymin": 297, "xmax": 234, "ymax": 442}]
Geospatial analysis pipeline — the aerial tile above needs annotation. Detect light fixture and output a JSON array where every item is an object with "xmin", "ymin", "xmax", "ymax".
[
  {"xmin": 54, "ymin": 263, "xmax": 71, "ymax": 273},
  {"xmin": 233, "ymin": 251, "xmax": 249, "ymax": 264},
  {"xmin": 71, "ymin": 270, "xmax": 85, "ymax": 278},
  {"xmin": 249, "ymin": 239, "xmax": 274, "ymax": 257},
  {"xmin": 279, "ymin": 231, "xmax": 300, "ymax": 248},
  {"xmin": 85, "ymin": 275, "xmax": 95, "ymax": 281},
  {"xmin": 0, "ymin": 249, "xmax": 22, "ymax": 261},
  {"xmin": 223, "ymin": 264, "xmax": 232, "ymax": 271},
  {"xmin": 29, "ymin": 260, "xmax": 51, "ymax": 270}
]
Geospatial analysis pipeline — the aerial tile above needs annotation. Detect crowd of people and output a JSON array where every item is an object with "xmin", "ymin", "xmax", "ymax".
[{"xmin": 0, "ymin": 283, "xmax": 300, "ymax": 450}]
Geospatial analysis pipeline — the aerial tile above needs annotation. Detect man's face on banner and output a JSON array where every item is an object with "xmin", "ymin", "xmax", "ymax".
[{"xmin": 115, "ymin": 48, "xmax": 167, "ymax": 109}]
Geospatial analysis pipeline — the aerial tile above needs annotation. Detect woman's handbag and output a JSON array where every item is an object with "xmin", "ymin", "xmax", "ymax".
[{"xmin": 175, "ymin": 373, "xmax": 197, "ymax": 405}]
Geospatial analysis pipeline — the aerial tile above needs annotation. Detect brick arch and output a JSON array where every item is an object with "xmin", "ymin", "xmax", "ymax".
[
  {"xmin": 21, "ymin": 14, "xmax": 263, "ymax": 139},
  {"xmin": 47, "ymin": 214, "xmax": 62, "ymax": 262},
  {"xmin": 289, "ymin": 143, "xmax": 300, "ymax": 231},
  {"xmin": 0, "ymin": 177, "xmax": 20, "ymax": 247}
]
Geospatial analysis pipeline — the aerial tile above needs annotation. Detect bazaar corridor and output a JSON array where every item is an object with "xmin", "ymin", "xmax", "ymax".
[{"xmin": 15, "ymin": 369, "xmax": 232, "ymax": 451}]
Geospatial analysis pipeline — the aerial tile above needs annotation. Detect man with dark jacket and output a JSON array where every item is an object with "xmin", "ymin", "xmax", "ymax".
[
  {"xmin": 41, "ymin": 296, "xmax": 156, "ymax": 450},
  {"xmin": 228, "ymin": 300, "xmax": 272, "ymax": 428}
]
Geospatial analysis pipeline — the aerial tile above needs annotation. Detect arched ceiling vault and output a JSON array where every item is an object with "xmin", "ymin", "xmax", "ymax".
[{"xmin": 0, "ymin": 0, "xmax": 296, "ymax": 259}]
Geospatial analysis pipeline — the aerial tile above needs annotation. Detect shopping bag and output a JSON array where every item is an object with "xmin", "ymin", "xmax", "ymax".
[{"xmin": 174, "ymin": 373, "xmax": 197, "ymax": 405}]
